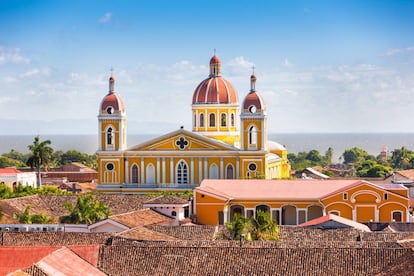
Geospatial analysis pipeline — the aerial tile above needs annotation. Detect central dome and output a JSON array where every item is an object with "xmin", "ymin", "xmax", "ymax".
[{"xmin": 192, "ymin": 55, "xmax": 238, "ymax": 104}]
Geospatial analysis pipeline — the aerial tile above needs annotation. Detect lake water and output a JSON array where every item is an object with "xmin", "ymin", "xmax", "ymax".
[{"xmin": 1, "ymin": 133, "xmax": 414, "ymax": 162}]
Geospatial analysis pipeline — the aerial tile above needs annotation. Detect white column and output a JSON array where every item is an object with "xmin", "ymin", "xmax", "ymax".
[
  {"xmin": 223, "ymin": 206, "xmax": 228, "ymax": 224},
  {"xmin": 162, "ymin": 157, "xmax": 166, "ymax": 186},
  {"xmin": 191, "ymin": 157, "xmax": 194, "ymax": 185},
  {"xmin": 352, "ymin": 209, "xmax": 356, "ymax": 221},
  {"xmin": 204, "ymin": 157, "xmax": 208, "ymax": 179},
  {"xmin": 124, "ymin": 158, "xmax": 129, "ymax": 184},
  {"xmin": 98, "ymin": 120, "xmax": 102, "ymax": 151},
  {"xmin": 375, "ymin": 209, "xmax": 379, "ymax": 222},
  {"xmin": 198, "ymin": 158, "xmax": 203, "ymax": 184},
  {"xmin": 170, "ymin": 157, "xmax": 174, "ymax": 186},
  {"xmin": 156, "ymin": 157, "xmax": 160, "ymax": 185},
  {"xmin": 236, "ymin": 158, "xmax": 240, "ymax": 179},
  {"xmin": 140, "ymin": 158, "xmax": 145, "ymax": 185},
  {"xmin": 220, "ymin": 157, "xmax": 224, "ymax": 179}
]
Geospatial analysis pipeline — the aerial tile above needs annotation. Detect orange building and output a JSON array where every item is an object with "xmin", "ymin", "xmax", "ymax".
[{"xmin": 194, "ymin": 179, "xmax": 410, "ymax": 225}]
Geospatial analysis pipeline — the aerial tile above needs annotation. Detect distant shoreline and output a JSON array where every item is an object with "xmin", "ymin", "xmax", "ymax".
[{"xmin": 2, "ymin": 133, "xmax": 414, "ymax": 162}]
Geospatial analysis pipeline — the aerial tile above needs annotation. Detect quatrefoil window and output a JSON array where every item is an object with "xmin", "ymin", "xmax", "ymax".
[{"xmin": 175, "ymin": 136, "xmax": 189, "ymax": 150}]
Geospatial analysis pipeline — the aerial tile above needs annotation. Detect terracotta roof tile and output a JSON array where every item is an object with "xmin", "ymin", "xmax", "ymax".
[
  {"xmin": 144, "ymin": 195, "xmax": 189, "ymax": 205},
  {"xmin": 35, "ymin": 247, "xmax": 105, "ymax": 275},
  {"xmin": 109, "ymin": 209, "xmax": 175, "ymax": 228}
]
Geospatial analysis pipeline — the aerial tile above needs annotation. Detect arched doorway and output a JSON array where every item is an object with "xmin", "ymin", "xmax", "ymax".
[
  {"xmin": 209, "ymin": 164, "xmax": 218, "ymax": 179},
  {"xmin": 307, "ymin": 205, "xmax": 324, "ymax": 221},
  {"xmin": 256, "ymin": 204, "xmax": 270, "ymax": 217},
  {"xmin": 146, "ymin": 164, "xmax": 155, "ymax": 184},
  {"xmin": 282, "ymin": 205, "xmax": 297, "ymax": 225},
  {"xmin": 230, "ymin": 205, "xmax": 245, "ymax": 221}
]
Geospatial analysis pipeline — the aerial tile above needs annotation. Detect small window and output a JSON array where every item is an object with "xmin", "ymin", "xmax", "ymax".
[
  {"xmin": 106, "ymin": 163, "xmax": 114, "ymax": 171},
  {"xmin": 384, "ymin": 193, "xmax": 388, "ymax": 200},
  {"xmin": 209, "ymin": 113, "xmax": 216, "ymax": 127},
  {"xmin": 248, "ymin": 163, "xmax": 257, "ymax": 171},
  {"xmin": 231, "ymin": 113, "xmax": 235, "ymax": 127},
  {"xmin": 193, "ymin": 113, "xmax": 197, "ymax": 128},
  {"xmin": 199, "ymin": 113, "xmax": 204, "ymax": 127},
  {"xmin": 171, "ymin": 211, "xmax": 177, "ymax": 217},
  {"xmin": 329, "ymin": 211, "xmax": 340, "ymax": 216},
  {"xmin": 201, "ymin": 194, "xmax": 205, "ymax": 198},
  {"xmin": 221, "ymin": 113, "xmax": 226, "ymax": 127},
  {"xmin": 343, "ymin": 193, "xmax": 348, "ymax": 200}
]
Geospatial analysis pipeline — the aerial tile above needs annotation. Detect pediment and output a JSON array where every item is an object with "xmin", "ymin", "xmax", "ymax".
[{"xmin": 127, "ymin": 128, "xmax": 237, "ymax": 152}]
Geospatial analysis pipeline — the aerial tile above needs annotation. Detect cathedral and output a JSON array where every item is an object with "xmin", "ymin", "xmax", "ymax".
[{"xmin": 96, "ymin": 54, "xmax": 290, "ymax": 193}]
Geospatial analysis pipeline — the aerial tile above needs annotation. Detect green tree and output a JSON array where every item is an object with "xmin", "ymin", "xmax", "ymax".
[
  {"xmin": 390, "ymin": 147, "xmax": 414, "ymax": 170},
  {"xmin": 60, "ymin": 194, "xmax": 111, "ymax": 224},
  {"xmin": 27, "ymin": 136, "xmax": 54, "ymax": 188},
  {"xmin": 0, "ymin": 183, "xmax": 13, "ymax": 199},
  {"xmin": 356, "ymin": 160, "xmax": 392, "ymax": 177},
  {"xmin": 324, "ymin": 147, "xmax": 333, "ymax": 165},
  {"xmin": 2, "ymin": 149, "xmax": 29, "ymax": 164},
  {"xmin": 226, "ymin": 213, "xmax": 247, "ymax": 240},
  {"xmin": 249, "ymin": 210, "xmax": 279, "ymax": 241},
  {"xmin": 13, "ymin": 205, "xmax": 52, "ymax": 224},
  {"xmin": 306, "ymin": 150, "xmax": 323, "ymax": 163},
  {"xmin": 225, "ymin": 210, "xmax": 279, "ymax": 241},
  {"xmin": 342, "ymin": 147, "xmax": 368, "ymax": 164}
]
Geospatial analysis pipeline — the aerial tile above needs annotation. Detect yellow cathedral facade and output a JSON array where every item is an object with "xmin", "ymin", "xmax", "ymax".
[{"xmin": 96, "ymin": 54, "xmax": 290, "ymax": 193}]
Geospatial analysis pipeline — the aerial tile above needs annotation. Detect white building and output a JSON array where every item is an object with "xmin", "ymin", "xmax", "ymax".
[{"xmin": 0, "ymin": 168, "xmax": 37, "ymax": 188}]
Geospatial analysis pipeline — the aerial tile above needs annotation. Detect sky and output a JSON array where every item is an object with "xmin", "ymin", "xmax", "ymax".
[{"xmin": 1, "ymin": 0, "xmax": 414, "ymax": 135}]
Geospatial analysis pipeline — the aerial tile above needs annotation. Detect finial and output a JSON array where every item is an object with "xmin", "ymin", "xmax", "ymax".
[
  {"xmin": 213, "ymin": 48, "xmax": 216, "ymax": 56},
  {"xmin": 110, "ymin": 67, "xmax": 114, "ymax": 77},
  {"xmin": 251, "ymin": 65, "xmax": 256, "ymax": 75}
]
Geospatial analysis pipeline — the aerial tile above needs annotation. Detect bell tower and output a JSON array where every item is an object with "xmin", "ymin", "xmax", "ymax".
[
  {"xmin": 240, "ymin": 72, "xmax": 267, "ymax": 151},
  {"xmin": 98, "ymin": 72, "xmax": 127, "ymax": 151}
]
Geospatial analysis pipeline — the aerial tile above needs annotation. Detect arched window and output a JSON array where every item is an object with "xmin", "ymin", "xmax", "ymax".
[
  {"xmin": 231, "ymin": 113, "xmax": 235, "ymax": 127},
  {"xmin": 193, "ymin": 113, "xmax": 197, "ymax": 128},
  {"xmin": 106, "ymin": 127, "xmax": 114, "ymax": 145},
  {"xmin": 131, "ymin": 164, "xmax": 139, "ymax": 184},
  {"xmin": 199, "ymin": 113, "xmax": 204, "ymax": 127},
  {"xmin": 248, "ymin": 125, "xmax": 257, "ymax": 148},
  {"xmin": 176, "ymin": 160, "xmax": 188, "ymax": 185},
  {"xmin": 221, "ymin": 113, "xmax": 227, "ymax": 127},
  {"xmin": 392, "ymin": 211, "xmax": 402, "ymax": 222},
  {"xmin": 209, "ymin": 164, "xmax": 218, "ymax": 179},
  {"xmin": 226, "ymin": 164, "xmax": 234, "ymax": 179},
  {"xmin": 209, "ymin": 113, "xmax": 216, "ymax": 127},
  {"xmin": 146, "ymin": 164, "xmax": 155, "ymax": 184}
]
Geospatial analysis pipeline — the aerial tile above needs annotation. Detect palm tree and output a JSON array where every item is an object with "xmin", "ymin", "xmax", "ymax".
[
  {"xmin": 249, "ymin": 210, "xmax": 279, "ymax": 241},
  {"xmin": 27, "ymin": 136, "xmax": 54, "ymax": 188},
  {"xmin": 60, "ymin": 195, "xmax": 111, "ymax": 224}
]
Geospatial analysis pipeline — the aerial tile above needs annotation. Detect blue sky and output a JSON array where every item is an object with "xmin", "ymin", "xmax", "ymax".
[{"xmin": 1, "ymin": 0, "xmax": 414, "ymax": 134}]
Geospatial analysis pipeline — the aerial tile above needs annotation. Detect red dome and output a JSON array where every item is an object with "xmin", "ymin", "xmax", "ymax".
[
  {"xmin": 210, "ymin": 55, "xmax": 221, "ymax": 65},
  {"xmin": 100, "ymin": 92, "xmax": 125, "ymax": 113},
  {"xmin": 243, "ymin": 91, "xmax": 265, "ymax": 112},
  {"xmin": 192, "ymin": 77, "xmax": 238, "ymax": 104}
]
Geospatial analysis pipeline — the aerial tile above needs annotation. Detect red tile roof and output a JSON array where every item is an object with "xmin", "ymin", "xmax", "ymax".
[
  {"xmin": 298, "ymin": 214, "xmax": 371, "ymax": 232},
  {"xmin": 35, "ymin": 247, "xmax": 105, "ymax": 275},
  {"xmin": 0, "ymin": 168, "xmax": 22, "ymax": 174},
  {"xmin": 197, "ymin": 179, "xmax": 363, "ymax": 200},
  {"xmin": 0, "ymin": 246, "xmax": 59, "ymax": 275},
  {"xmin": 0, "ymin": 245, "xmax": 101, "ymax": 275}
]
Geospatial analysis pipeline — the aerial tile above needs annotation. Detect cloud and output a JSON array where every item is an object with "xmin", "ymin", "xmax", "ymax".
[
  {"xmin": 384, "ymin": 46, "xmax": 414, "ymax": 57},
  {"xmin": 0, "ymin": 46, "xmax": 30, "ymax": 65},
  {"xmin": 20, "ymin": 68, "xmax": 50, "ymax": 78},
  {"xmin": 98, "ymin": 12, "xmax": 112, "ymax": 24},
  {"xmin": 283, "ymin": 58, "xmax": 293, "ymax": 67}
]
